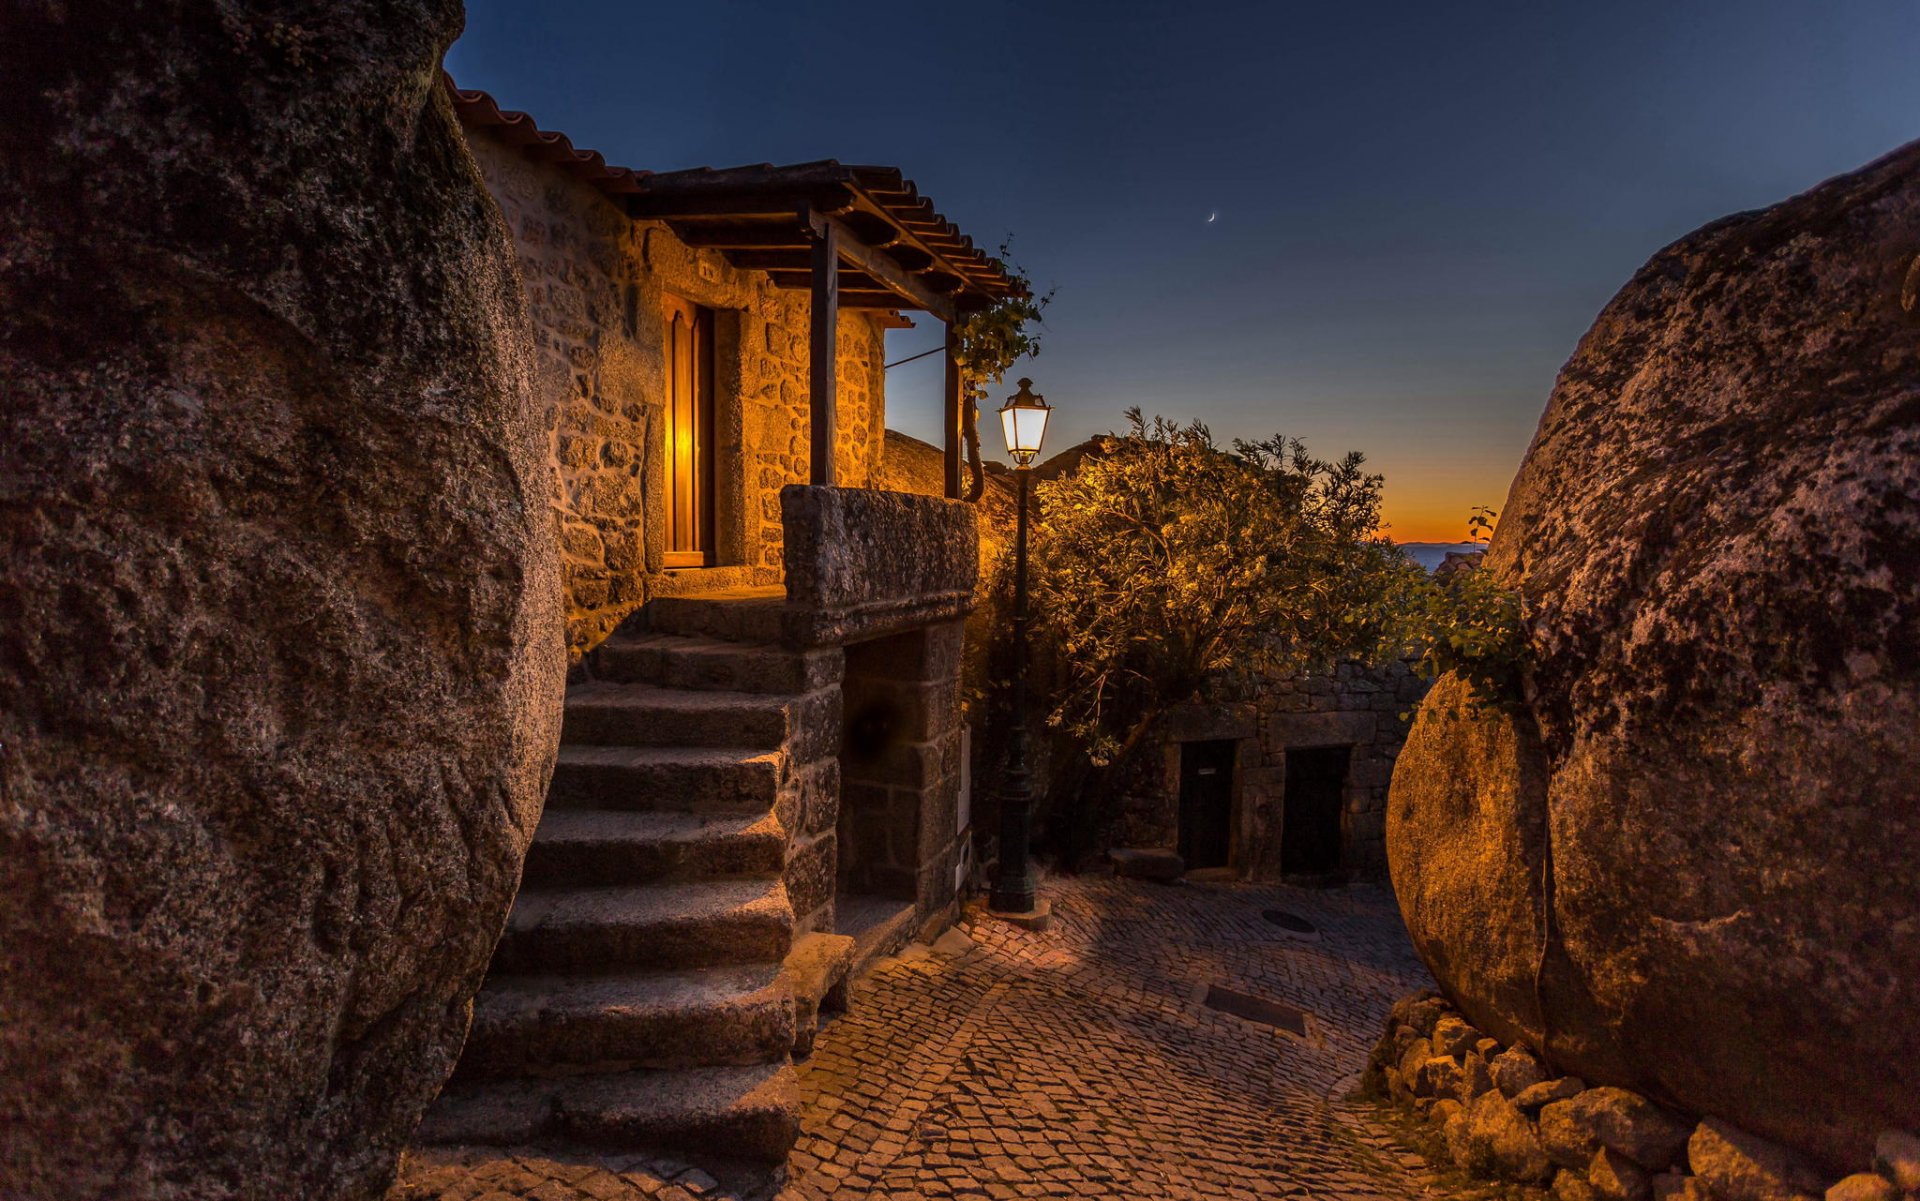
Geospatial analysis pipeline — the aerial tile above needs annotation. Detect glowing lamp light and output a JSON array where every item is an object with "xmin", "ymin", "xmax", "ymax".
[{"xmin": 997, "ymin": 378, "xmax": 1052, "ymax": 467}]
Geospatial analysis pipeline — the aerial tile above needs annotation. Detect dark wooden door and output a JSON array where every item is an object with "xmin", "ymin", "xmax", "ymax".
[
  {"xmin": 1282, "ymin": 746, "xmax": 1349, "ymax": 877},
  {"xmin": 663, "ymin": 296, "xmax": 715, "ymax": 568},
  {"xmin": 1177, "ymin": 740, "xmax": 1236, "ymax": 870}
]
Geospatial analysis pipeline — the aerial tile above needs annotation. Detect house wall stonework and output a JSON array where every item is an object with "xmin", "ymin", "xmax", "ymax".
[
  {"xmin": 1116, "ymin": 658, "xmax": 1431, "ymax": 879},
  {"xmin": 838, "ymin": 623, "xmax": 969, "ymax": 920},
  {"xmin": 467, "ymin": 130, "xmax": 890, "ymax": 658}
]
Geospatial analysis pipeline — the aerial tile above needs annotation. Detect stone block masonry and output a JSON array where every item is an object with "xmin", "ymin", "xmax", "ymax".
[
  {"xmin": 466, "ymin": 132, "xmax": 891, "ymax": 660},
  {"xmin": 837, "ymin": 622, "xmax": 970, "ymax": 920},
  {"xmin": 1115, "ymin": 657, "xmax": 1431, "ymax": 879}
]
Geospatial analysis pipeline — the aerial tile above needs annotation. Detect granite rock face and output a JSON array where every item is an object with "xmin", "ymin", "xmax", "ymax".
[
  {"xmin": 0, "ymin": 3, "xmax": 565, "ymax": 1199},
  {"xmin": 1388, "ymin": 140, "xmax": 1920, "ymax": 1171}
]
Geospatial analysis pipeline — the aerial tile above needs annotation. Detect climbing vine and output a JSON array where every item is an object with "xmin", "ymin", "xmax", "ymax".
[{"xmin": 952, "ymin": 240, "xmax": 1053, "ymax": 499}]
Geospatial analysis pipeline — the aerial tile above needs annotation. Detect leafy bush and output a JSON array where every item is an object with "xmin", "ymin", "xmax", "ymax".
[
  {"xmin": 1396, "ymin": 506, "xmax": 1528, "ymax": 713},
  {"xmin": 973, "ymin": 418, "xmax": 1526, "ymax": 859},
  {"xmin": 1028, "ymin": 409, "xmax": 1419, "ymax": 768}
]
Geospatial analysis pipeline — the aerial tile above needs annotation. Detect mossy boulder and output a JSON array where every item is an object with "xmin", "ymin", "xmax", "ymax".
[{"xmin": 1389, "ymin": 140, "xmax": 1920, "ymax": 1173}]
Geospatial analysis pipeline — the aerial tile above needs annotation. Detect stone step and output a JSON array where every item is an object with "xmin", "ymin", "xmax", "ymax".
[
  {"xmin": 547, "ymin": 745, "xmax": 783, "ymax": 815},
  {"xmin": 418, "ymin": 1062, "xmax": 801, "ymax": 1164},
  {"xmin": 836, "ymin": 894, "xmax": 918, "ymax": 1002},
  {"xmin": 457, "ymin": 964, "xmax": 795, "ymax": 1080},
  {"xmin": 780, "ymin": 932, "xmax": 856, "ymax": 1058},
  {"xmin": 590, "ymin": 631, "xmax": 841, "ymax": 695},
  {"xmin": 641, "ymin": 587, "xmax": 789, "ymax": 645},
  {"xmin": 492, "ymin": 880, "xmax": 794, "ymax": 975},
  {"xmin": 521, "ymin": 809, "xmax": 787, "ymax": 888},
  {"xmin": 562, "ymin": 681, "xmax": 791, "ymax": 749}
]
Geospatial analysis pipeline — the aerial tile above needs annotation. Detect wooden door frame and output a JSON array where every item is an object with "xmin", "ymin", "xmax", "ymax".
[{"xmin": 662, "ymin": 294, "xmax": 716, "ymax": 569}]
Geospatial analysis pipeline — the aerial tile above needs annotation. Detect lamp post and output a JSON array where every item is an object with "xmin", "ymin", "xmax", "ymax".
[{"xmin": 990, "ymin": 378, "xmax": 1052, "ymax": 919}]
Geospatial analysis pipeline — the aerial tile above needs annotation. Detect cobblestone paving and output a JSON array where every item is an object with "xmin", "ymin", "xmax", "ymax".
[{"xmin": 392, "ymin": 875, "xmax": 1441, "ymax": 1201}]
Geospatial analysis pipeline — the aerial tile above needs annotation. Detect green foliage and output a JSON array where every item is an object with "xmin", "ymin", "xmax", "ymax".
[
  {"xmin": 952, "ymin": 239, "xmax": 1054, "ymax": 402},
  {"xmin": 1396, "ymin": 505, "xmax": 1529, "ymax": 713},
  {"xmin": 974, "ymin": 417, "xmax": 1527, "ymax": 861},
  {"xmin": 1027, "ymin": 410, "xmax": 1418, "ymax": 767},
  {"xmin": 952, "ymin": 241, "xmax": 1054, "ymax": 500}
]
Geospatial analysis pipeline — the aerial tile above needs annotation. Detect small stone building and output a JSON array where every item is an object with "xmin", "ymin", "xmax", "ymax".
[
  {"xmin": 1116, "ymin": 660, "xmax": 1432, "ymax": 881},
  {"xmin": 420, "ymin": 81, "xmax": 1021, "ymax": 1165}
]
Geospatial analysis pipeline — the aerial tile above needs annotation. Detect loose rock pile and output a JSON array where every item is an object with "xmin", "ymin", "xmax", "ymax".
[{"xmin": 1366, "ymin": 993, "xmax": 1920, "ymax": 1201}]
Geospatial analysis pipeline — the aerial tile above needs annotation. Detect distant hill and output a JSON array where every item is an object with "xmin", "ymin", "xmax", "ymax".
[{"xmin": 1398, "ymin": 542, "xmax": 1485, "ymax": 572}]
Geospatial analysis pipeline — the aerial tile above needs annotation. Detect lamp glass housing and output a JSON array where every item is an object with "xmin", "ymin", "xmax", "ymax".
[{"xmin": 997, "ymin": 380, "xmax": 1052, "ymax": 466}]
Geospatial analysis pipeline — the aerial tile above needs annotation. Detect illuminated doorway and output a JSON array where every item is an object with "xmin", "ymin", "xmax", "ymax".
[{"xmin": 663, "ymin": 295, "xmax": 715, "ymax": 567}]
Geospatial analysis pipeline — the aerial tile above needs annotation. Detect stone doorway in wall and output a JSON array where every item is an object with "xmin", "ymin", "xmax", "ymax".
[
  {"xmin": 833, "ymin": 627, "xmax": 954, "ymax": 965},
  {"xmin": 1282, "ymin": 745, "xmax": 1350, "ymax": 882},
  {"xmin": 1177, "ymin": 739, "xmax": 1238, "ymax": 870}
]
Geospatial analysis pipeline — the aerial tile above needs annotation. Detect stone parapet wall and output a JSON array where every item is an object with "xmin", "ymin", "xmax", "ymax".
[
  {"xmin": 467, "ymin": 131, "xmax": 890, "ymax": 658},
  {"xmin": 780, "ymin": 485, "xmax": 978, "ymax": 648},
  {"xmin": 1366, "ymin": 993, "xmax": 1920, "ymax": 1201}
]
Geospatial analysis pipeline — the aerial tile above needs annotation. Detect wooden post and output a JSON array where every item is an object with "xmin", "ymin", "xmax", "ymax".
[
  {"xmin": 943, "ymin": 322, "xmax": 963, "ymax": 499},
  {"xmin": 809, "ymin": 217, "xmax": 839, "ymax": 487}
]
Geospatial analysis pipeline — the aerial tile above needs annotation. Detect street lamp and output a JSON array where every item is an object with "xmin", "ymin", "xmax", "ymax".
[{"xmin": 990, "ymin": 379, "xmax": 1051, "ymax": 919}]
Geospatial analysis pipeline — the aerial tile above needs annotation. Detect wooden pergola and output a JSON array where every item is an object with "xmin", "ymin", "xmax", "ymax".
[
  {"xmin": 449, "ymin": 80, "xmax": 1020, "ymax": 499},
  {"xmin": 625, "ymin": 163, "xmax": 1023, "ymax": 496}
]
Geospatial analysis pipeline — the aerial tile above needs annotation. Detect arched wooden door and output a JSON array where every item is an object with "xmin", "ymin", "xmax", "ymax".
[{"xmin": 663, "ymin": 295, "xmax": 715, "ymax": 568}]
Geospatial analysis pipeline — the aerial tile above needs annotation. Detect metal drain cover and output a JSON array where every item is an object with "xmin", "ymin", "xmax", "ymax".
[
  {"xmin": 1263, "ymin": 909, "xmax": 1317, "ymax": 934},
  {"xmin": 1201, "ymin": 984, "xmax": 1309, "ymax": 1036}
]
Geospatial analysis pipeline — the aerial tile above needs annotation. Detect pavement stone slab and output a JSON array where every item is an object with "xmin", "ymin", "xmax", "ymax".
[{"xmin": 391, "ymin": 875, "xmax": 1447, "ymax": 1201}]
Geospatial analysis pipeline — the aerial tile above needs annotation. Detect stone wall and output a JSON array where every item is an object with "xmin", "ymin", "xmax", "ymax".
[
  {"xmin": 780, "ymin": 484, "xmax": 979, "ymax": 646},
  {"xmin": 838, "ymin": 623, "xmax": 969, "ymax": 919},
  {"xmin": 466, "ymin": 130, "xmax": 890, "ymax": 658},
  {"xmin": 1114, "ymin": 658, "xmax": 1430, "ymax": 879}
]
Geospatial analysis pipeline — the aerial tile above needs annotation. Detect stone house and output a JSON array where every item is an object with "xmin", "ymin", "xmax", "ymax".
[
  {"xmin": 420, "ymin": 81, "xmax": 1020, "ymax": 1165},
  {"xmin": 1113, "ymin": 659, "xmax": 1431, "ymax": 882},
  {"xmin": 884, "ymin": 432, "xmax": 1430, "ymax": 886}
]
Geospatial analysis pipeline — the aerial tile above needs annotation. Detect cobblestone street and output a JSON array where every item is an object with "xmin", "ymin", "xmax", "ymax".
[{"xmin": 393, "ymin": 875, "xmax": 1441, "ymax": 1201}]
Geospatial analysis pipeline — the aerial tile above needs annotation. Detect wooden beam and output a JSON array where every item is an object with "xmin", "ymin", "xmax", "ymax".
[
  {"xmin": 841, "ymin": 211, "xmax": 903, "ymax": 249},
  {"xmin": 720, "ymin": 249, "xmax": 817, "ymax": 271},
  {"xmin": 841, "ymin": 195, "xmax": 998, "ymax": 315},
  {"xmin": 672, "ymin": 223, "xmax": 808, "ymax": 249},
  {"xmin": 768, "ymin": 268, "xmax": 894, "ymax": 293},
  {"xmin": 838, "ymin": 292, "xmax": 925, "ymax": 309},
  {"xmin": 943, "ymin": 322, "xmax": 963, "ymax": 500},
  {"xmin": 630, "ymin": 186, "xmax": 853, "ymax": 219},
  {"xmin": 809, "ymin": 216, "xmax": 838, "ymax": 487},
  {"xmin": 728, "ymin": 245, "xmax": 941, "ymax": 278},
  {"xmin": 885, "ymin": 245, "xmax": 935, "ymax": 272},
  {"xmin": 815, "ymin": 212, "xmax": 957, "ymax": 324}
]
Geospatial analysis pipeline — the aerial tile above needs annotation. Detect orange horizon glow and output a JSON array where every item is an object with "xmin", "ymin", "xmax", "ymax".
[{"xmin": 1378, "ymin": 484, "xmax": 1511, "ymax": 546}]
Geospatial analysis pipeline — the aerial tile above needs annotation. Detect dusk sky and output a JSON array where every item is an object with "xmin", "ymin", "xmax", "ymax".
[{"xmin": 447, "ymin": 1, "xmax": 1920, "ymax": 542}]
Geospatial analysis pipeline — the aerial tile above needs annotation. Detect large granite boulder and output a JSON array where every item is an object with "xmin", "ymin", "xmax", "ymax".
[
  {"xmin": 0, "ymin": 3, "xmax": 566, "ymax": 1199},
  {"xmin": 1388, "ymin": 140, "xmax": 1920, "ymax": 1172}
]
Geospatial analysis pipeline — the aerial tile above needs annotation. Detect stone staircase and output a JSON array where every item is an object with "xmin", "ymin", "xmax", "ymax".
[{"xmin": 420, "ymin": 588, "xmax": 856, "ymax": 1166}]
